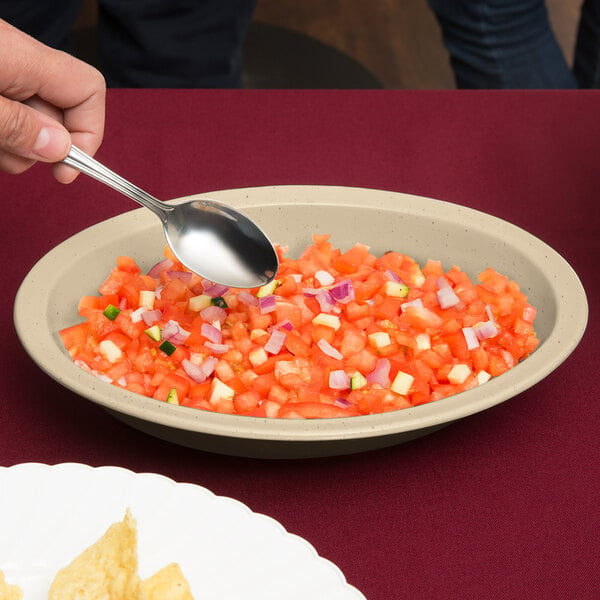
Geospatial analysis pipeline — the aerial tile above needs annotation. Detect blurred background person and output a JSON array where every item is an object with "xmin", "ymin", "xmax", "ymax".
[
  {"xmin": 428, "ymin": 0, "xmax": 600, "ymax": 88},
  {"xmin": 0, "ymin": 0, "xmax": 257, "ymax": 88}
]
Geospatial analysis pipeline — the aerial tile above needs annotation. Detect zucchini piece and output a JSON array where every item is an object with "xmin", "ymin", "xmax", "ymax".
[{"xmin": 144, "ymin": 325, "xmax": 161, "ymax": 341}]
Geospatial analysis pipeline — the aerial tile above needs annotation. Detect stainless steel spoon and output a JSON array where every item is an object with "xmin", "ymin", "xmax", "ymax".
[{"xmin": 62, "ymin": 145, "xmax": 278, "ymax": 288}]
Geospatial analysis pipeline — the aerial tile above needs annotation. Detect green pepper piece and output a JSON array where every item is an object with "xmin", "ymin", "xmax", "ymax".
[
  {"xmin": 103, "ymin": 304, "xmax": 121, "ymax": 321},
  {"xmin": 211, "ymin": 296, "xmax": 228, "ymax": 309},
  {"xmin": 159, "ymin": 340, "xmax": 176, "ymax": 356}
]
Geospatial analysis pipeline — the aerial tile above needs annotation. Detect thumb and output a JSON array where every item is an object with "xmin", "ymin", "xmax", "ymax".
[{"xmin": 0, "ymin": 95, "xmax": 70, "ymax": 162}]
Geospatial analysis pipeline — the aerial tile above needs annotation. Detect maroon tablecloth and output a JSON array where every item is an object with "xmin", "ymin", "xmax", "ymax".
[{"xmin": 1, "ymin": 90, "xmax": 598, "ymax": 599}]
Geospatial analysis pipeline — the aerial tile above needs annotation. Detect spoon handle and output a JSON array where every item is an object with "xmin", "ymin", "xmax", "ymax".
[{"xmin": 62, "ymin": 145, "xmax": 171, "ymax": 217}]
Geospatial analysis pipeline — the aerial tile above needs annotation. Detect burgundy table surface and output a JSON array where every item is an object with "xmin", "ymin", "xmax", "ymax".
[{"xmin": 1, "ymin": 90, "xmax": 598, "ymax": 599}]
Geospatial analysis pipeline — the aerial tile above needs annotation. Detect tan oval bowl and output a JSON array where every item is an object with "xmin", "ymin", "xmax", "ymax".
[{"xmin": 14, "ymin": 186, "xmax": 588, "ymax": 458}]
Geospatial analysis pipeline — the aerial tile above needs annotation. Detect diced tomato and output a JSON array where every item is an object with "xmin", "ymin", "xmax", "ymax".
[
  {"xmin": 62, "ymin": 240, "xmax": 539, "ymax": 419},
  {"xmin": 354, "ymin": 272, "xmax": 386, "ymax": 302},
  {"xmin": 99, "ymin": 268, "xmax": 134, "ymax": 295},
  {"xmin": 153, "ymin": 373, "xmax": 190, "ymax": 403},
  {"xmin": 77, "ymin": 295, "xmax": 102, "ymax": 317},
  {"xmin": 284, "ymin": 330, "xmax": 313, "ymax": 357},
  {"xmin": 87, "ymin": 309, "xmax": 120, "ymax": 339},
  {"xmin": 375, "ymin": 296, "xmax": 403, "ymax": 320},
  {"xmin": 115, "ymin": 255, "xmax": 141, "ymax": 273},
  {"xmin": 333, "ymin": 243, "xmax": 372, "ymax": 274}
]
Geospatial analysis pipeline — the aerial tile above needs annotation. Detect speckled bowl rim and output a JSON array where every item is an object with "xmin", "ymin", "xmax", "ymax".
[{"xmin": 14, "ymin": 185, "xmax": 588, "ymax": 445}]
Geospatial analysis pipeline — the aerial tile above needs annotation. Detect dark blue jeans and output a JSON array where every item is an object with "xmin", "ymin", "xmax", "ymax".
[
  {"xmin": 0, "ymin": 0, "xmax": 256, "ymax": 88},
  {"xmin": 428, "ymin": 0, "xmax": 600, "ymax": 88}
]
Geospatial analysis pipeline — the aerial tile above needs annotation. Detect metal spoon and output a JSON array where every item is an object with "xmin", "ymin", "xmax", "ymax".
[{"xmin": 62, "ymin": 145, "xmax": 278, "ymax": 288}]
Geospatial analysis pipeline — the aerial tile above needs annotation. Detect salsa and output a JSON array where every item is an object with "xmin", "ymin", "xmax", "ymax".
[{"xmin": 60, "ymin": 235, "xmax": 539, "ymax": 418}]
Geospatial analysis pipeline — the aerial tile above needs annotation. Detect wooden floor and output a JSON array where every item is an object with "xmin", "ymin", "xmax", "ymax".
[
  {"xmin": 75, "ymin": 0, "xmax": 583, "ymax": 89},
  {"xmin": 252, "ymin": 0, "xmax": 583, "ymax": 89}
]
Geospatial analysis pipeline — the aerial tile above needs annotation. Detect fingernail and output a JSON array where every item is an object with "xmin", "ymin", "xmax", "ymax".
[{"xmin": 33, "ymin": 126, "xmax": 69, "ymax": 160}]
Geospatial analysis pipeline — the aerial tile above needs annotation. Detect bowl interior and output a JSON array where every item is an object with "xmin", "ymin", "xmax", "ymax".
[{"xmin": 47, "ymin": 197, "xmax": 557, "ymax": 341}]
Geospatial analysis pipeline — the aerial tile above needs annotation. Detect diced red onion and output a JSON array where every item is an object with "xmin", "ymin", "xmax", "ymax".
[
  {"xmin": 334, "ymin": 397, "xmax": 352, "ymax": 408},
  {"xmin": 315, "ymin": 289, "xmax": 335, "ymax": 312},
  {"xmin": 522, "ymin": 305, "xmax": 537, "ymax": 323},
  {"xmin": 118, "ymin": 297, "xmax": 127, "ymax": 311},
  {"xmin": 315, "ymin": 269, "xmax": 335, "ymax": 286},
  {"xmin": 154, "ymin": 284, "xmax": 164, "ymax": 299},
  {"xmin": 238, "ymin": 291, "xmax": 259, "ymax": 306},
  {"xmin": 317, "ymin": 338, "xmax": 343, "ymax": 360},
  {"xmin": 436, "ymin": 276, "xmax": 451, "ymax": 289},
  {"xmin": 182, "ymin": 356, "xmax": 217, "ymax": 383},
  {"xmin": 462, "ymin": 326, "xmax": 480, "ymax": 350},
  {"xmin": 366, "ymin": 358, "xmax": 391, "ymax": 387},
  {"xmin": 270, "ymin": 319, "xmax": 294, "ymax": 332},
  {"xmin": 485, "ymin": 304, "xmax": 497, "ymax": 325},
  {"xmin": 162, "ymin": 319, "xmax": 191, "ymax": 345},
  {"xmin": 201, "ymin": 356, "xmax": 218, "ymax": 375},
  {"xmin": 160, "ymin": 320, "xmax": 178, "ymax": 339},
  {"xmin": 474, "ymin": 320, "xmax": 499, "ymax": 340},
  {"xmin": 329, "ymin": 279, "xmax": 355, "ymax": 303},
  {"xmin": 400, "ymin": 298, "xmax": 423, "ymax": 312},
  {"xmin": 141, "ymin": 309, "xmax": 162, "ymax": 326},
  {"xmin": 130, "ymin": 307, "xmax": 145, "ymax": 323},
  {"xmin": 385, "ymin": 269, "xmax": 403, "ymax": 283},
  {"xmin": 200, "ymin": 305, "xmax": 227, "ymax": 324},
  {"xmin": 258, "ymin": 294, "xmax": 277, "ymax": 314},
  {"xmin": 201, "ymin": 322, "xmax": 222, "ymax": 344},
  {"xmin": 264, "ymin": 329, "xmax": 287, "ymax": 354},
  {"xmin": 182, "ymin": 359, "xmax": 207, "ymax": 383},
  {"xmin": 203, "ymin": 283, "xmax": 230, "ymax": 298},
  {"xmin": 204, "ymin": 342, "xmax": 230, "ymax": 354},
  {"xmin": 147, "ymin": 258, "xmax": 174, "ymax": 279},
  {"xmin": 302, "ymin": 287, "xmax": 320, "ymax": 297},
  {"xmin": 166, "ymin": 270, "xmax": 193, "ymax": 285},
  {"xmin": 329, "ymin": 369, "xmax": 350, "ymax": 390},
  {"xmin": 436, "ymin": 286, "xmax": 460, "ymax": 309},
  {"xmin": 290, "ymin": 273, "xmax": 303, "ymax": 283}
]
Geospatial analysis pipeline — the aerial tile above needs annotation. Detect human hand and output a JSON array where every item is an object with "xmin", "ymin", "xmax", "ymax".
[{"xmin": 0, "ymin": 19, "xmax": 106, "ymax": 183}]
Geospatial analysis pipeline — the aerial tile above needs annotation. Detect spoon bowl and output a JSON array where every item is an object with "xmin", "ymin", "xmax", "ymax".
[{"xmin": 62, "ymin": 145, "xmax": 278, "ymax": 288}]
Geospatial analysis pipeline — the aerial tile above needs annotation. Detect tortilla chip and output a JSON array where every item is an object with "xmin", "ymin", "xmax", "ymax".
[
  {"xmin": 143, "ymin": 562, "xmax": 194, "ymax": 600},
  {"xmin": 0, "ymin": 570, "xmax": 23, "ymax": 600},
  {"xmin": 47, "ymin": 509, "xmax": 144, "ymax": 600}
]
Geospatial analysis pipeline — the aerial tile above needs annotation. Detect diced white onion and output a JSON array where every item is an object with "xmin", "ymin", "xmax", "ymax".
[{"xmin": 315, "ymin": 270, "xmax": 335, "ymax": 286}]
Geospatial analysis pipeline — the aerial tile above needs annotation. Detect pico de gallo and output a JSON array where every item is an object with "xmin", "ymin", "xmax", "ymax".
[{"xmin": 59, "ymin": 235, "xmax": 539, "ymax": 418}]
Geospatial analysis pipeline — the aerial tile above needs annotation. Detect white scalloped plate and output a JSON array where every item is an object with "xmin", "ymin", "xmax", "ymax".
[{"xmin": 0, "ymin": 463, "xmax": 365, "ymax": 599}]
